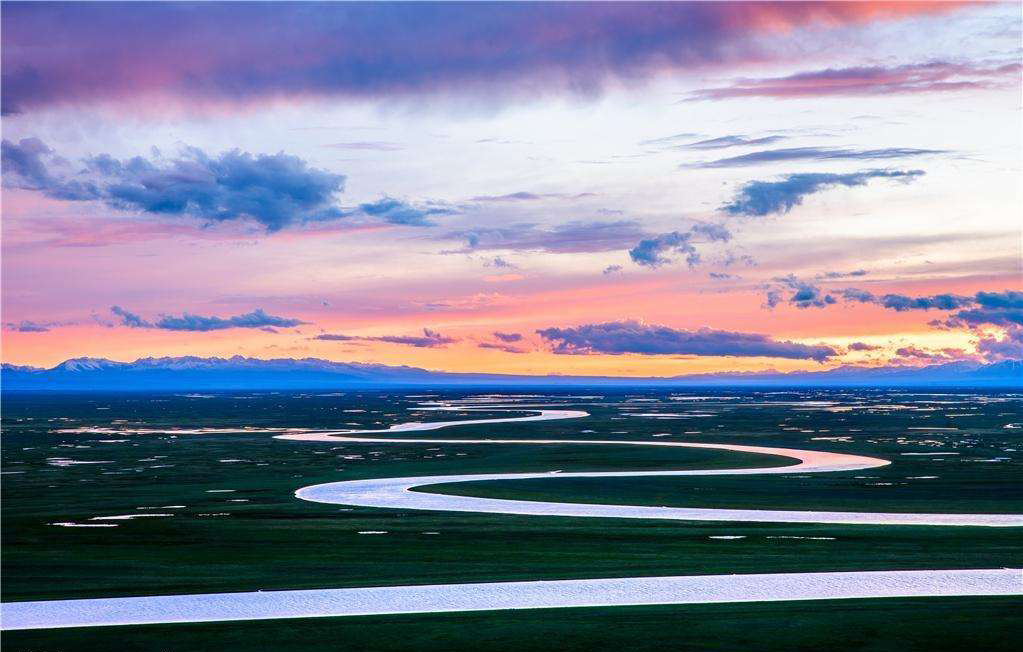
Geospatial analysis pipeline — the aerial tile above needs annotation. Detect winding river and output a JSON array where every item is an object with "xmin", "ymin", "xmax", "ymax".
[{"xmin": 2, "ymin": 402, "xmax": 1020, "ymax": 630}]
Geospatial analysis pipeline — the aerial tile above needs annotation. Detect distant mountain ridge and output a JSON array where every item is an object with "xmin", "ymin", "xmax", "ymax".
[{"xmin": 2, "ymin": 355, "xmax": 1020, "ymax": 390}]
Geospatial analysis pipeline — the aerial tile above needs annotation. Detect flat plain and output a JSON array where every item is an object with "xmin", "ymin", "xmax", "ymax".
[{"xmin": 1, "ymin": 389, "xmax": 1020, "ymax": 650}]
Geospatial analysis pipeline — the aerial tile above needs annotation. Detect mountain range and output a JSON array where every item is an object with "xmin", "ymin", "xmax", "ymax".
[{"xmin": 2, "ymin": 356, "xmax": 1020, "ymax": 390}]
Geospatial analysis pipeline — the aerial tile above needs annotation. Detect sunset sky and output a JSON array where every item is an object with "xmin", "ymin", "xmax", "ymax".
[{"xmin": 2, "ymin": 1, "xmax": 1020, "ymax": 375}]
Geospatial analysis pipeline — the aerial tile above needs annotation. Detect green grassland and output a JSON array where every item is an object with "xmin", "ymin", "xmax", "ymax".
[
  {"xmin": 1, "ymin": 390, "xmax": 1020, "ymax": 649},
  {"xmin": 4, "ymin": 597, "xmax": 1022, "ymax": 652}
]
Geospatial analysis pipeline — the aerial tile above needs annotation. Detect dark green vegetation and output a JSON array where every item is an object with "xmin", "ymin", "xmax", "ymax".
[
  {"xmin": 2, "ymin": 389, "xmax": 1020, "ymax": 649},
  {"xmin": 4, "ymin": 597, "xmax": 1022, "ymax": 652}
]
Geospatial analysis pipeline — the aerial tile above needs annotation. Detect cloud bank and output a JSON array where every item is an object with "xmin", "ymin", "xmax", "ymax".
[
  {"xmin": 536, "ymin": 320, "xmax": 836, "ymax": 362},
  {"xmin": 2, "ymin": 2, "xmax": 963, "ymax": 114},
  {"xmin": 111, "ymin": 307, "xmax": 307, "ymax": 332},
  {"xmin": 3, "ymin": 139, "xmax": 346, "ymax": 231}
]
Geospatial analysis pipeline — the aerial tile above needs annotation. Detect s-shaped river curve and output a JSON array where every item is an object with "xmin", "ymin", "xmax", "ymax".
[
  {"xmin": 282, "ymin": 404, "xmax": 1021, "ymax": 527},
  {"xmin": 3, "ymin": 403, "xmax": 1020, "ymax": 630}
]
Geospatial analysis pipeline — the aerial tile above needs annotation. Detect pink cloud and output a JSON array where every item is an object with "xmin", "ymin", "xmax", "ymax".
[{"xmin": 3, "ymin": 2, "xmax": 971, "ymax": 115}]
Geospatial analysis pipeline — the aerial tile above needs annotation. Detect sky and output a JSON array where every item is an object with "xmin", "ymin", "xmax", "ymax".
[{"xmin": 2, "ymin": 1, "xmax": 1021, "ymax": 376}]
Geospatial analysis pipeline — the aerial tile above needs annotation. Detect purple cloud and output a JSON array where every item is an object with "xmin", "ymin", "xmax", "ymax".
[
  {"xmin": 2, "ymin": 3, "xmax": 964, "ymax": 114},
  {"xmin": 699, "ymin": 148, "xmax": 940, "ymax": 169},
  {"xmin": 841, "ymin": 288, "xmax": 877, "ymax": 303},
  {"xmin": 848, "ymin": 342, "xmax": 881, "ymax": 351},
  {"xmin": 314, "ymin": 328, "xmax": 456, "ymax": 348},
  {"xmin": 493, "ymin": 331, "xmax": 523, "ymax": 343},
  {"xmin": 681, "ymin": 135, "xmax": 786, "ymax": 150},
  {"xmin": 880, "ymin": 293, "xmax": 974, "ymax": 312},
  {"xmin": 977, "ymin": 326, "xmax": 1023, "ymax": 361},
  {"xmin": 470, "ymin": 192, "xmax": 544, "ymax": 202},
  {"xmin": 3, "ymin": 320, "xmax": 58, "ymax": 333},
  {"xmin": 111, "ymin": 307, "xmax": 307, "ymax": 332},
  {"xmin": 892, "ymin": 346, "xmax": 978, "ymax": 364},
  {"xmin": 448, "ymin": 220, "xmax": 647, "ymax": 254},
  {"xmin": 817, "ymin": 269, "xmax": 867, "ymax": 279},
  {"xmin": 687, "ymin": 61, "xmax": 1022, "ymax": 101},
  {"xmin": 478, "ymin": 342, "xmax": 528, "ymax": 354},
  {"xmin": 536, "ymin": 320, "xmax": 836, "ymax": 362},
  {"xmin": 951, "ymin": 290, "xmax": 1023, "ymax": 328}
]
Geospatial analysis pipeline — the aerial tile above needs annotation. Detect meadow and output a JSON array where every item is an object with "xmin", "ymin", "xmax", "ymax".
[{"xmin": 2, "ymin": 389, "xmax": 1020, "ymax": 650}]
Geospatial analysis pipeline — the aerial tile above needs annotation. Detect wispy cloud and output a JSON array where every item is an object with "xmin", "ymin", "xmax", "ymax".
[
  {"xmin": 816, "ymin": 269, "xmax": 867, "ymax": 279},
  {"xmin": 478, "ymin": 341, "xmax": 529, "ymax": 354},
  {"xmin": 3, "ymin": 319, "xmax": 65, "ymax": 333},
  {"xmin": 721, "ymin": 169, "xmax": 924, "ymax": 216},
  {"xmin": 693, "ymin": 147, "xmax": 942, "ymax": 168},
  {"xmin": 680, "ymin": 135, "xmax": 786, "ymax": 150},
  {"xmin": 357, "ymin": 197, "xmax": 456, "ymax": 227},
  {"xmin": 686, "ymin": 60, "xmax": 1022, "ymax": 101},
  {"xmin": 469, "ymin": 191, "xmax": 595, "ymax": 203},
  {"xmin": 324, "ymin": 142, "xmax": 404, "ymax": 151},
  {"xmin": 892, "ymin": 345, "xmax": 979, "ymax": 365},
  {"xmin": 445, "ymin": 220, "xmax": 646, "ymax": 254},
  {"xmin": 314, "ymin": 328, "xmax": 457, "ymax": 348},
  {"xmin": 111, "ymin": 306, "xmax": 307, "ymax": 331},
  {"xmin": 638, "ymin": 132, "xmax": 702, "ymax": 147},
  {"xmin": 492, "ymin": 331, "xmax": 523, "ymax": 343}
]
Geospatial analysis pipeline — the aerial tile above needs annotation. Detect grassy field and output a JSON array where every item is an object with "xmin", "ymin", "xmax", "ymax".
[
  {"xmin": 1, "ymin": 389, "xmax": 1020, "ymax": 648},
  {"xmin": 4, "ymin": 597, "xmax": 1022, "ymax": 652}
]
